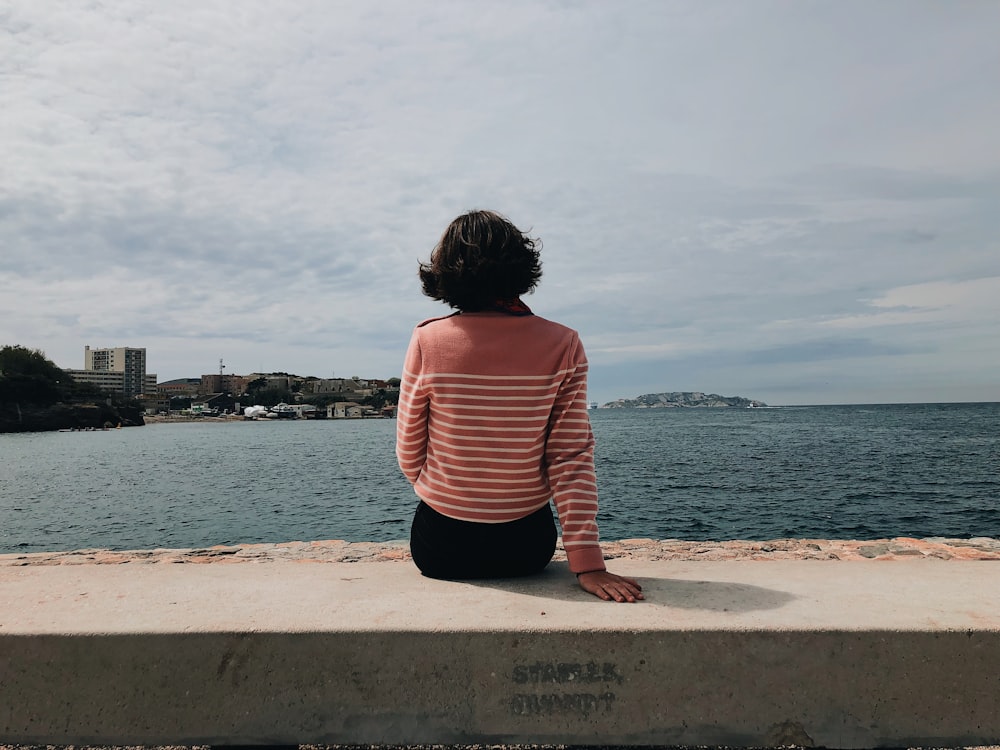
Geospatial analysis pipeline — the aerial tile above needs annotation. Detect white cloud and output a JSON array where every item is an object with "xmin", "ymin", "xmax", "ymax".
[
  {"xmin": 822, "ymin": 277, "xmax": 1000, "ymax": 330},
  {"xmin": 2, "ymin": 0, "xmax": 999, "ymax": 403}
]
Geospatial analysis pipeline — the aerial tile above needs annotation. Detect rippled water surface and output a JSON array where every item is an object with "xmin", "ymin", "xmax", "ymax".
[{"xmin": 1, "ymin": 403, "xmax": 998, "ymax": 552}]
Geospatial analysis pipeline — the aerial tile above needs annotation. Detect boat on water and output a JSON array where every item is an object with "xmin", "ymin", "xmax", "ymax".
[
  {"xmin": 269, "ymin": 403, "xmax": 297, "ymax": 419},
  {"xmin": 589, "ymin": 401, "xmax": 598, "ymax": 410}
]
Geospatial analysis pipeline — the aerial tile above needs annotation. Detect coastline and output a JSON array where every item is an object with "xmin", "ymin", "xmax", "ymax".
[
  {"xmin": 3, "ymin": 536, "xmax": 998, "ymax": 566},
  {"xmin": 142, "ymin": 414, "xmax": 244, "ymax": 424}
]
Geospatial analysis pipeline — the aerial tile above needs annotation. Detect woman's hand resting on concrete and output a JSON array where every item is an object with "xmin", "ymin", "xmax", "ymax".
[{"xmin": 577, "ymin": 570, "xmax": 644, "ymax": 602}]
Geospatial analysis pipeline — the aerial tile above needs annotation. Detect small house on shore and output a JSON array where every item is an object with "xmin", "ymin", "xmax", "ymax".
[{"xmin": 328, "ymin": 401, "xmax": 364, "ymax": 419}]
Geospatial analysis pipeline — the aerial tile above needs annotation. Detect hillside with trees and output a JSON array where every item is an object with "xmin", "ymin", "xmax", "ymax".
[{"xmin": 0, "ymin": 345, "xmax": 144, "ymax": 432}]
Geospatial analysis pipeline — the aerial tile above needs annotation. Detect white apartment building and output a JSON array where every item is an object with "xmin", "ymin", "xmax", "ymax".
[{"xmin": 65, "ymin": 346, "xmax": 157, "ymax": 399}]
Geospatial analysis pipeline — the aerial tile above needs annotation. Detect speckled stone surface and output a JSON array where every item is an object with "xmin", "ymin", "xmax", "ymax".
[
  {"xmin": 2, "ymin": 536, "xmax": 998, "ymax": 567},
  {"xmin": 4, "ymin": 540, "xmax": 1000, "ymax": 750}
]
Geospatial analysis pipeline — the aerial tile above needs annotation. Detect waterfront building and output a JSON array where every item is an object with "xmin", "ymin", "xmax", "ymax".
[
  {"xmin": 157, "ymin": 378, "xmax": 202, "ymax": 397},
  {"xmin": 329, "ymin": 401, "xmax": 364, "ymax": 419},
  {"xmin": 65, "ymin": 346, "xmax": 156, "ymax": 399},
  {"xmin": 310, "ymin": 377, "xmax": 373, "ymax": 398},
  {"xmin": 199, "ymin": 373, "xmax": 250, "ymax": 395},
  {"xmin": 247, "ymin": 373, "xmax": 293, "ymax": 391}
]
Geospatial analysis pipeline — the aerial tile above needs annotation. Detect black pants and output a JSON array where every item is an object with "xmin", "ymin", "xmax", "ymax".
[{"xmin": 409, "ymin": 500, "xmax": 557, "ymax": 580}]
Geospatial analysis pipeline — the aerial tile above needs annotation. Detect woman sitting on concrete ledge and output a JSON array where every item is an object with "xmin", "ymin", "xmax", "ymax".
[{"xmin": 396, "ymin": 209, "xmax": 643, "ymax": 603}]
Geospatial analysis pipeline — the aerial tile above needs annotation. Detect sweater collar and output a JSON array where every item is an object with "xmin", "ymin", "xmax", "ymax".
[{"xmin": 480, "ymin": 297, "xmax": 533, "ymax": 316}]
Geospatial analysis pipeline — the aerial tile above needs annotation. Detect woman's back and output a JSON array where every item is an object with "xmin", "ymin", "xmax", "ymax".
[
  {"xmin": 397, "ymin": 209, "xmax": 643, "ymax": 600},
  {"xmin": 397, "ymin": 311, "xmax": 598, "ymax": 561}
]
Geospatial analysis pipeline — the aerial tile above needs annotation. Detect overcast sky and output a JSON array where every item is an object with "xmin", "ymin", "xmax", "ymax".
[{"xmin": 2, "ymin": 1, "xmax": 998, "ymax": 406}]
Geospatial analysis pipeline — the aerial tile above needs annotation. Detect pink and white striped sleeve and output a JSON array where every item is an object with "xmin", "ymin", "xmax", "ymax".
[
  {"xmin": 395, "ymin": 331, "xmax": 429, "ymax": 487},
  {"xmin": 545, "ymin": 336, "xmax": 606, "ymax": 574}
]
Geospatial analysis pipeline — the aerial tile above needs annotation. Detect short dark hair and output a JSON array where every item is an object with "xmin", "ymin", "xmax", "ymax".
[{"xmin": 419, "ymin": 210, "xmax": 542, "ymax": 311}]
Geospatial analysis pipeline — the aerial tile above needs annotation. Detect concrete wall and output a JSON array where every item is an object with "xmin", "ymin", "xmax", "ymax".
[
  {"xmin": 4, "ymin": 630, "xmax": 1000, "ymax": 747},
  {"xmin": 2, "ymin": 557, "xmax": 999, "ymax": 747}
]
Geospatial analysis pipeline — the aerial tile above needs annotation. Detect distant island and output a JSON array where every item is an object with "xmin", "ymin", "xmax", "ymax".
[{"xmin": 600, "ymin": 391, "xmax": 766, "ymax": 408}]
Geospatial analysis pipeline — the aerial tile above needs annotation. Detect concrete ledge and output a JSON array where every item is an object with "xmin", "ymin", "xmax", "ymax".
[{"xmin": 2, "ymin": 551, "xmax": 1000, "ymax": 747}]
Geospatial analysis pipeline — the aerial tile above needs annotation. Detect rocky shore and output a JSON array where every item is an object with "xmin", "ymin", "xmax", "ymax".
[
  {"xmin": 0, "ymin": 402, "xmax": 145, "ymax": 433},
  {"xmin": 3, "ymin": 536, "xmax": 999, "ymax": 567}
]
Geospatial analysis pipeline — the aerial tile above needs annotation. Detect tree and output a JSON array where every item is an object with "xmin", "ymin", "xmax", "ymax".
[
  {"xmin": 0, "ymin": 344, "xmax": 146, "ymax": 432},
  {"xmin": 0, "ymin": 345, "xmax": 133, "ymax": 406},
  {"xmin": 0, "ymin": 345, "xmax": 65, "ymax": 381},
  {"xmin": 252, "ymin": 386, "xmax": 294, "ymax": 407},
  {"xmin": 169, "ymin": 395, "xmax": 193, "ymax": 410},
  {"xmin": 363, "ymin": 388, "xmax": 391, "ymax": 411},
  {"xmin": 245, "ymin": 377, "xmax": 268, "ymax": 396},
  {"xmin": 310, "ymin": 393, "xmax": 348, "ymax": 409},
  {"xmin": 0, "ymin": 346, "xmax": 65, "ymax": 405}
]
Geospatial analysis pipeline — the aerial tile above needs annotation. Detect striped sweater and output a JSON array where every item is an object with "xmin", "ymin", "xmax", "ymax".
[{"xmin": 395, "ymin": 311, "xmax": 606, "ymax": 574}]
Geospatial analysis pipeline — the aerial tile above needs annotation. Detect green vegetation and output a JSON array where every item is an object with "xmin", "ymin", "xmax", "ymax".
[
  {"xmin": 245, "ymin": 376, "xmax": 294, "ymax": 407},
  {"xmin": 0, "ymin": 345, "xmax": 96, "ymax": 404},
  {"xmin": 0, "ymin": 345, "xmax": 143, "ymax": 432},
  {"xmin": 363, "ymin": 388, "xmax": 392, "ymax": 411}
]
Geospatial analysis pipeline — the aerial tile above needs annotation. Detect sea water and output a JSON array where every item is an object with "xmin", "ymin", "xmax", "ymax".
[{"xmin": 1, "ymin": 403, "xmax": 997, "ymax": 553}]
